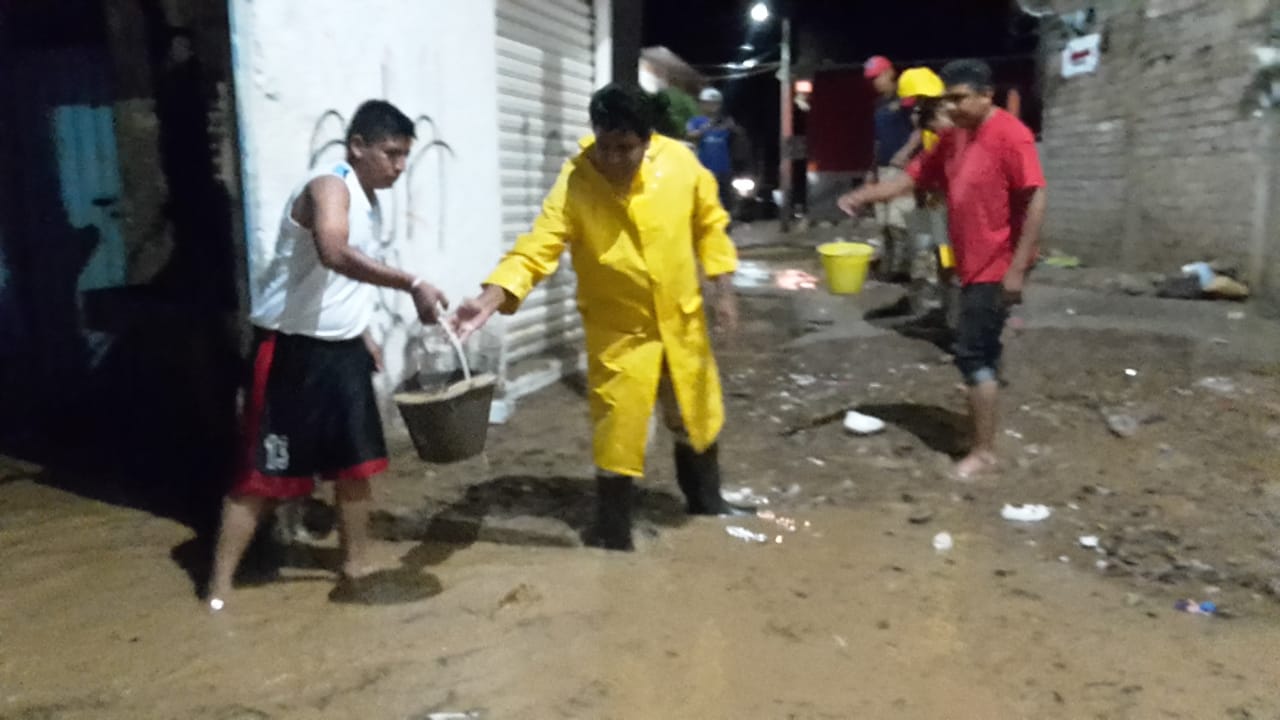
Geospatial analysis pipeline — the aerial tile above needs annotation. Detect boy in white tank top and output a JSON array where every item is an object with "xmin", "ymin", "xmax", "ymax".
[{"xmin": 208, "ymin": 101, "xmax": 447, "ymax": 610}]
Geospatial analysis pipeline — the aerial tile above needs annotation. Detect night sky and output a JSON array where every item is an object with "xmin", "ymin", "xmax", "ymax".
[{"xmin": 642, "ymin": 0, "xmax": 1042, "ymax": 182}]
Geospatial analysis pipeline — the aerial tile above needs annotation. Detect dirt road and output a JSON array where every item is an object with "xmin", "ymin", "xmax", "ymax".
[{"xmin": 2, "ymin": 268, "xmax": 1279, "ymax": 719}]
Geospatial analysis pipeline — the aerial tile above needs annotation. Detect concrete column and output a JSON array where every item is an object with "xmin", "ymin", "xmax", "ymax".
[
  {"xmin": 593, "ymin": 0, "xmax": 613, "ymax": 88},
  {"xmin": 609, "ymin": 0, "xmax": 642, "ymax": 85}
]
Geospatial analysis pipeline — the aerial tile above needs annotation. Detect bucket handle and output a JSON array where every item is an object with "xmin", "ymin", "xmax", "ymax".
[{"xmin": 432, "ymin": 303, "xmax": 471, "ymax": 381}]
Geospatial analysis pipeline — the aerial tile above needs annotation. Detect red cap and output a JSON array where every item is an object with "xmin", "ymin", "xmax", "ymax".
[{"xmin": 864, "ymin": 56, "xmax": 893, "ymax": 79}]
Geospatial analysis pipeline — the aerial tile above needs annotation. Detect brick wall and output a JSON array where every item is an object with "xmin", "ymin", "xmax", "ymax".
[{"xmin": 1040, "ymin": 0, "xmax": 1276, "ymax": 289}]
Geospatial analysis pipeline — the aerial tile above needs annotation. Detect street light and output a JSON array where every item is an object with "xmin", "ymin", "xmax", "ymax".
[{"xmin": 747, "ymin": 2, "xmax": 792, "ymax": 230}]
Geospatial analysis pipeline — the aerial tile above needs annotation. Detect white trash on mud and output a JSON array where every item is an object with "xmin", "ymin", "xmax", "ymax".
[
  {"xmin": 843, "ymin": 410, "xmax": 886, "ymax": 435},
  {"xmin": 1001, "ymin": 504, "xmax": 1052, "ymax": 523},
  {"xmin": 726, "ymin": 526, "xmax": 769, "ymax": 543}
]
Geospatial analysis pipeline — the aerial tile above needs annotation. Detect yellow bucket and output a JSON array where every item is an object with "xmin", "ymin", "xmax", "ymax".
[{"xmin": 817, "ymin": 242, "xmax": 875, "ymax": 294}]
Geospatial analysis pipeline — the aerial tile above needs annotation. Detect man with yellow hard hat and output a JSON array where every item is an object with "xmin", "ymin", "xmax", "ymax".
[
  {"xmin": 889, "ymin": 67, "xmax": 948, "ymax": 167},
  {"xmin": 891, "ymin": 67, "xmax": 957, "ymax": 322}
]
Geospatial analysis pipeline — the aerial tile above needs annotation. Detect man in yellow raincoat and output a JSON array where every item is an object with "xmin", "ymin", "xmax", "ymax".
[{"xmin": 453, "ymin": 84, "xmax": 750, "ymax": 551}]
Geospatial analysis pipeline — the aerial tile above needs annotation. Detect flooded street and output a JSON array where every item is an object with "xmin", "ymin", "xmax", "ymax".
[
  {"xmin": 4, "ymin": 269, "xmax": 1280, "ymax": 719},
  {"xmin": 0, "ymin": 0, "xmax": 1275, "ymax": 715},
  {"xmin": 3, "ymin": 476, "xmax": 1278, "ymax": 719}
]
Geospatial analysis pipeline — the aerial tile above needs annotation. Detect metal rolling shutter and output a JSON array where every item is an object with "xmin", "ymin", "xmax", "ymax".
[{"xmin": 495, "ymin": 0, "xmax": 594, "ymax": 394}]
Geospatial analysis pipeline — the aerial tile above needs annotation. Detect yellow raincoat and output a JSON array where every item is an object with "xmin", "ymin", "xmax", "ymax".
[{"xmin": 484, "ymin": 134, "xmax": 738, "ymax": 477}]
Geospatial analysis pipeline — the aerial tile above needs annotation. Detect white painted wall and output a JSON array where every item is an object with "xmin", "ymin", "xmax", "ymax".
[
  {"xmin": 229, "ymin": 0, "xmax": 504, "ymax": 407},
  {"xmin": 592, "ymin": 0, "xmax": 612, "ymax": 87}
]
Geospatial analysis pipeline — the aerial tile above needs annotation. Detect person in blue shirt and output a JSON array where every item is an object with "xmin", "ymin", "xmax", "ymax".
[
  {"xmin": 686, "ymin": 87, "xmax": 738, "ymax": 215},
  {"xmin": 864, "ymin": 55, "xmax": 916, "ymax": 280}
]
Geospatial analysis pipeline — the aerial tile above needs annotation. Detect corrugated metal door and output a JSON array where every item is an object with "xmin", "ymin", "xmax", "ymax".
[{"xmin": 494, "ymin": 0, "xmax": 595, "ymax": 394}]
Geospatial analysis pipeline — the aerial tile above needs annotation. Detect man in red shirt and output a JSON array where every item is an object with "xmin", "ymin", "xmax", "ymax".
[{"xmin": 838, "ymin": 59, "xmax": 1047, "ymax": 479}]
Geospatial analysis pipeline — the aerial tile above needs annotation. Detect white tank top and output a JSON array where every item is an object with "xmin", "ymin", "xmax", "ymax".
[{"xmin": 250, "ymin": 162, "xmax": 382, "ymax": 340}]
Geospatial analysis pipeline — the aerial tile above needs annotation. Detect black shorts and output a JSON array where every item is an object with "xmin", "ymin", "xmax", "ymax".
[
  {"xmin": 231, "ymin": 329, "xmax": 388, "ymax": 499},
  {"xmin": 954, "ymin": 283, "xmax": 1009, "ymax": 386}
]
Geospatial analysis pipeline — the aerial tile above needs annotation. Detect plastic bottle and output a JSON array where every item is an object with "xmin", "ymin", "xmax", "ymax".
[{"xmin": 1180, "ymin": 262, "xmax": 1215, "ymax": 289}]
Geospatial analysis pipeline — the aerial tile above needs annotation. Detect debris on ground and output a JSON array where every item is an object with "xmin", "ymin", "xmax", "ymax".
[
  {"xmin": 1078, "ymin": 535, "xmax": 1100, "ymax": 549},
  {"xmin": 843, "ymin": 410, "xmax": 886, "ymax": 435},
  {"xmin": 1195, "ymin": 376, "xmax": 1237, "ymax": 395},
  {"xmin": 1001, "ymin": 504, "xmax": 1052, "ymax": 523},
  {"xmin": 1153, "ymin": 261, "xmax": 1251, "ymax": 301},
  {"xmin": 726, "ymin": 526, "xmax": 769, "ymax": 543},
  {"xmin": 1103, "ymin": 410, "xmax": 1140, "ymax": 438},
  {"xmin": 1181, "ymin": 262, "xmax": 1216, "ymax": 288},
  {"xmin": 1204, "ymin": 275, "xmax": 1249, "ymax": 300},
  {"xmin": 1156, "ymin": 275, "xmax": 1203, "ymax": 300},
  {"xmin": 723, "ymin": 487, "xmax": 770, "ymax": 506},
  {"xmin": 1173, "ymin": 599, "xmax": 1218, "ymax": 616},
  {"xmin": 1042, "ymin": 250, "xmax": 1082, "ymax": 269},
  {"xmin": 932, "ymin": 531, "xmax": 954, "ymax": 553},
  {"xmin": 908, "ymin": 509, "xmax": 935, "ymax": 525}
]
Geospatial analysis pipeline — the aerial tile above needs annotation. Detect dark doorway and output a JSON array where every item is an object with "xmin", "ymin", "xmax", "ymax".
[{"xmin": 0, "ymin": 0, "xmax": 244, "ymax": 536}]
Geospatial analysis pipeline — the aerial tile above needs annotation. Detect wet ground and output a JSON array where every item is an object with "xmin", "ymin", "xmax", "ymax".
[{"xmin": 3, "ymin": 250, "xmax": 1280, "ymax": 719}]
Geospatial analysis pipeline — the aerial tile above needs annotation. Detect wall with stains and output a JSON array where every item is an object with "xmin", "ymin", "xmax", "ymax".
[
  {"xmin": 229, "ymin": 0, "xmax": 505, "ymax": 408},
  {"xmin": 1039, "ymin": 0, "xmax": 1279, "ymax": 305}
]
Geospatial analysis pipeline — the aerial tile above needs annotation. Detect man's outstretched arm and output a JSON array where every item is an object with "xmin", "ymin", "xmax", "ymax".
[{"xmin": 305, "ymin": 176, "xmax": 448, "ymax": 323}]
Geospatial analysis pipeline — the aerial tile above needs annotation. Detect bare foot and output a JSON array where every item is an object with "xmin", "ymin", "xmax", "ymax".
[
  {"xmin": 953, "ymin": 451, "xmax": 998, "ymax": 481},
  {"xmin": 205, "ymin": 579, "xmax": 232, "ymax": 613}
]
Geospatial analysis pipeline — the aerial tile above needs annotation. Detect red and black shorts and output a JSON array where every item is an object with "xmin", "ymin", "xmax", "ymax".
[{"xmin": 231, "ymin": 329, "xmax": 388, "ymax": 499}]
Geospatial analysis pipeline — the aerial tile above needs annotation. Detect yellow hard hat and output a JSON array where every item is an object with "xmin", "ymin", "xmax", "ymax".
[{"xmin": 897, "ymin": 67, "xmax": 943, "ymax": 107}]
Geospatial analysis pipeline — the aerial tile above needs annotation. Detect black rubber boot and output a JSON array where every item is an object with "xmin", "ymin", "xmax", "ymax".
[
  {"xmin": 674, "ymin": 443, "xmax": 755, "ymax": 517},
  {"xmin": 587, "ymin": 474, "xmax": 635, "ymax": 551}
]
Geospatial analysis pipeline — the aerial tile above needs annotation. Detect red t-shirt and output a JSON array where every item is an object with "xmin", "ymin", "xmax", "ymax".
[{"xmin": 906, "ymin": 108, "xmax": 1045, "ymax": 286}]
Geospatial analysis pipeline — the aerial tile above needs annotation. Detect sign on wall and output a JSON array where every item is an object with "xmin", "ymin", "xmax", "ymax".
[{"xmin": 1061, "ymin": 33, "xmax": 1102, "ymax": 78}]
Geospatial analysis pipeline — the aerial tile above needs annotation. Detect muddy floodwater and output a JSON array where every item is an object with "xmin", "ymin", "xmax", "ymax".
[
  {"xmin": 4, "ymin": 268, "xmax": 1280, "ymax": 719},
  {"xmin": 2, "ymin": 474, "xmax": 1278, "ymax": 719}
]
